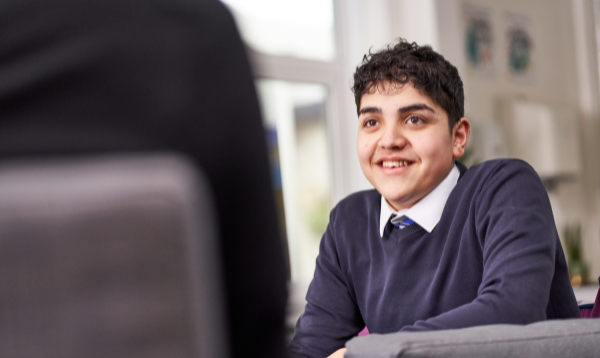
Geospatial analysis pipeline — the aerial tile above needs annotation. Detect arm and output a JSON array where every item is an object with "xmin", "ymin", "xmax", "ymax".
[
  {"xmin": 401, "ymin": 160, "xmax": 557, "ymax": 331},
  {"xmin": 288, "ymin": 210, "xmax": 365, "ymax": 358}
]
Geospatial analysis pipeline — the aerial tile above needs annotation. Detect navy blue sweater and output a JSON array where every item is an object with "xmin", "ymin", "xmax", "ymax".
[{"xmin": 288, "ymin": 159, "xmax": 580, "ymax": 358}]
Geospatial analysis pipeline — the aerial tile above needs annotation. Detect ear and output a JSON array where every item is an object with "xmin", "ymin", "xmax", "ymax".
[{"xmin": 452, "ymin": 118, "xmax": 470, "ymax": 159}]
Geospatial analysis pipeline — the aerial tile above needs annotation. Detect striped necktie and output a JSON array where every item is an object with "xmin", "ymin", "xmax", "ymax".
[
  {"xmin": 391, "ymin": 214, "xmax": 414, "ymax": 229},
  {"xmin": 383, "ymin": 214, "xmax": 415, "ymax": 238}
]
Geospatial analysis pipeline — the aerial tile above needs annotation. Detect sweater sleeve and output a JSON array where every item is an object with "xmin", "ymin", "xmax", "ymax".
[
  {"xmin": 287, "ymin": 209, "xmax": 365, "ymax": 358},
  {"xmin": 400, "ymin": 160, "xmax": 558, "ymax": 332}
]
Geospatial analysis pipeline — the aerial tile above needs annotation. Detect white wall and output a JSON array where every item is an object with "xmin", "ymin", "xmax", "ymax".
[
  {"xmin": 336, "ymin": 0, "xmax": 600, "ymax": 279},
  {"xmin": 435, "ymin": 0, "xmax": 600, "ymax": 280},
  {"xmin": 571, "ymin": 0, "xmax": 600, "ymax": 281}
]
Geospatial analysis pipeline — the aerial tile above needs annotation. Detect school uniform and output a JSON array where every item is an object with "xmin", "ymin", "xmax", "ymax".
[{"xmin": 288, "ymin": 159, "xmax": 580, "ymax": 358}]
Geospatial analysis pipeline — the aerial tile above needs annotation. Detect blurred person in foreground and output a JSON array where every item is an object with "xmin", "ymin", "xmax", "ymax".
[
  {"xmin": 0, "ymin": 0, "xmax": 287, "ymax": 357},
  {"xmin": 288, "ymin": 40, "xmax": 580, "ymax": 358}
]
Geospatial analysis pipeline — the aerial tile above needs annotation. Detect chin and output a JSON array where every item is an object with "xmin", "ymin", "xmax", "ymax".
[{"xmin": 381, "ymin": 191, "xmax": 408, "ymax": 204}]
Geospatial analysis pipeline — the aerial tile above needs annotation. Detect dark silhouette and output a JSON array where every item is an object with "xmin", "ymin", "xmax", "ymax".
[{"xmin": 0, "ymin": 0, "xmax": 288, "ymax": 357}]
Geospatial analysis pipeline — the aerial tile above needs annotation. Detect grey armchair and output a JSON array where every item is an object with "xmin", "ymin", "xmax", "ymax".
[
  {"xmin": 345, "ymin": 318, "xmax": 600, "ymax": 358},
  {"xmin": 0, "ymin": 154, "xmax": 227, "ymax": 358}
]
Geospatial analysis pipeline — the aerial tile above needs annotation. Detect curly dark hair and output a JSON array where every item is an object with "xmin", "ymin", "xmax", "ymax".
[{"xmin": 352, "ymin": 39, "xmax": 464, "ymax": 132}]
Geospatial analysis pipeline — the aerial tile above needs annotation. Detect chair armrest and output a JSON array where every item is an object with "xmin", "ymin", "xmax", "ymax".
[{"xmin": 345, "ymin": 319, "xmax": 600, "ymax": 358}]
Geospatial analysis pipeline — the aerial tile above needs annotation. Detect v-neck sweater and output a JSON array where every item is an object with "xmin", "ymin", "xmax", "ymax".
[{"xmin": 288, "ymin": 159, "xmax": 580, "ymax": 358}]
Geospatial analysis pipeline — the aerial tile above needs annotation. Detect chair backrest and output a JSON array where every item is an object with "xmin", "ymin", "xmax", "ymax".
[{"xmin": 0, "ymin": 154, "xmax": 228, "ymax": 358}]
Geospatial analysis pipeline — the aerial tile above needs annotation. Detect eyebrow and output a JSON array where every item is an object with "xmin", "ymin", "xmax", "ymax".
[
  {"xmin": 358, "ymin": 103, "xmax": 436, "ymax": 116},
  {"xmin": 358, "ymin": 107, "xmax": 381, "ymax": 115},
  {"xmin": 398, "ymin": 103, "xmax": 435, "ymax": 114}
]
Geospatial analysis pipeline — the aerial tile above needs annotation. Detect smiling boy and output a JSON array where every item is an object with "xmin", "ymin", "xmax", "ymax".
[{"xmin": 287, "ymin": 40, "xmax": 580, "ymax": 358}]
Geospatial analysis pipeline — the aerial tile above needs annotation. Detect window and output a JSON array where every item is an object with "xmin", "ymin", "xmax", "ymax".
[
  {"xmin": 220, "ymin": 0, "xmax": 353, "ymax": 332},
  {"xmin": 221, "ymin": 0, "xmax": 336, "ymax": 61},
  {"xmin": 256, "ymin": 79, "xmax": 331, "ymax": 283}
]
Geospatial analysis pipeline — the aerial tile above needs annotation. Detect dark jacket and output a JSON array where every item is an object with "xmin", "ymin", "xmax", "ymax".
[{"xmin": 0, "ymin": 1, "xmax": 287, "ymax": 357}]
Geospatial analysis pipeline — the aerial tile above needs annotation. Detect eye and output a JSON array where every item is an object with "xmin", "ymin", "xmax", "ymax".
[
  {"xmin": 407, "ymin": 115, "xmax": 425, "ymax": 125},
  {"xmin": 364, "ymin": 118, "xmax": 379, "ymax": 128}
]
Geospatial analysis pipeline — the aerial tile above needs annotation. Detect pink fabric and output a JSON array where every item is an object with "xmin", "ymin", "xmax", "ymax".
[
  {"xmin": 580, "ymin": 308, "xmax": 595, "ymax": 318},
  {"xmin": 358, "ymin": 327, "xmax": 369, "ymax": 336},
  {"xmin": 580, "ymin": 277, "xmax": 600, "ymax": 318}
]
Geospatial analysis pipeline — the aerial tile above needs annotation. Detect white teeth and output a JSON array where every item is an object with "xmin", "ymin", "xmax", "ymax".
[{"xmin": 382, "ymin": 161, "xmax": 410, "ymax": 167}]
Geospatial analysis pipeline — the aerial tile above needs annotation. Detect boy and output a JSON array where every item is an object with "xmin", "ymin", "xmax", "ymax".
[{"xmin": 288, "ymin": 40, "xmax": 580, "ymax": 358}]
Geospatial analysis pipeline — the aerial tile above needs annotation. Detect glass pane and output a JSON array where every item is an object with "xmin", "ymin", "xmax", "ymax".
[
  {"xmin": 221, "ymin": 0, "xmax": 336, "ymax": 61},
  {"xmin": 256, "ymin": 79, "xmax": 332, "ymax": 285}
]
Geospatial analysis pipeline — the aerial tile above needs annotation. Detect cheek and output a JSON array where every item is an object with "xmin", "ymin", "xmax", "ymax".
[
  {"xmin": 418, "ymin": 132, "xmax": 453, "ymax": 165},
  {"xmin": 357, "ymin": 139, "xmax": 373, "ymax": 178},
  {"xmin": 356, "ymin": 137, "xmax": 372, "ymax": 161}
]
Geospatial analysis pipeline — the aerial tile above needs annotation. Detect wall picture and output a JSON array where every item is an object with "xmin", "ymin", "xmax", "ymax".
[
  {"xmin": 504, "ymin": 12, "xmax": 534, "ymax": 80},
  {"xmin": 464, "ymin": 4, "xmax": 494, "ymax": 75}
]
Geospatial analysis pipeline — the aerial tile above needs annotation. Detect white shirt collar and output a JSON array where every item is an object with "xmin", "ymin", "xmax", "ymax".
[{"xmin": 379, "ymin": 164, "xmax": 460, "ymax": 237}]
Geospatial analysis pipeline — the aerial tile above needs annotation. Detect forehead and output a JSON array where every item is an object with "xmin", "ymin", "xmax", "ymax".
[{"xmin": 360, "ymin": 82, "xmax": 440, "ymax": 111}]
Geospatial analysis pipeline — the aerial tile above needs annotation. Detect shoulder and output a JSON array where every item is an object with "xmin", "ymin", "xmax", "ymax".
[
  {"xmin": 326, "ymin": 189, "xmax": 380, "ymax": 235},
  {"xmin": 463, "ymin": 159, "xmax": 549, "ymax": 210},
  {"xmin": 452, "ymin": 159, "xmax": 546, "ymax": 212},
  {"xmin": 332, "ymin": 189, "xmax": 380, "ymax": 215},
  {"xmin": 462, "ymin": 158, "xmax": 541, "ymax": 186},
  {"xmin": 468, "ymin": 158, "xmax": 536, "ymax": 174}
]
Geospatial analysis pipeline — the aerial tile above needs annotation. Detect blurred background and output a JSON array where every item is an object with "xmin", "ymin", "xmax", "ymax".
[{"xmin": 220, "ymin": 0, "xmax": 600, "ymax": 331}]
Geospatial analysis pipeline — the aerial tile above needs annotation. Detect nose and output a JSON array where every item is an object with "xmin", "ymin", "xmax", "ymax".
[{"xmin": 378, "ymin": 122, "xmax": 406, "ymax": 150}]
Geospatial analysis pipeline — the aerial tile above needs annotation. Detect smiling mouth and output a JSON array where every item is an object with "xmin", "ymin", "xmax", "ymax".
[{"xmin": 381, "ymin": 160, "xmax": 413, "ymax": 168}]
